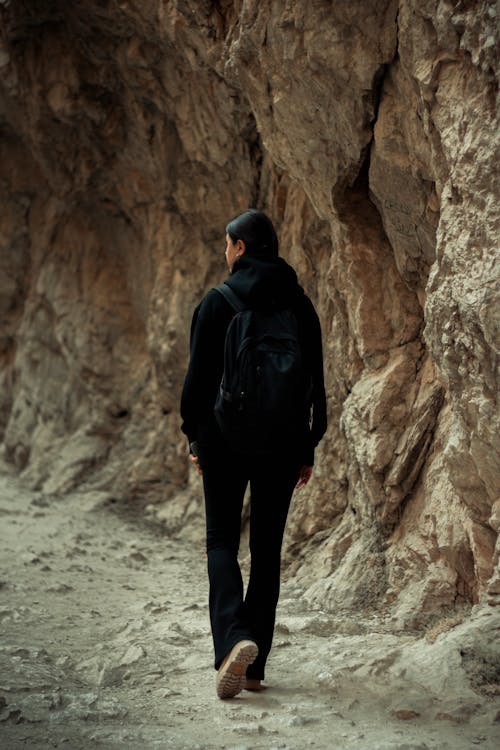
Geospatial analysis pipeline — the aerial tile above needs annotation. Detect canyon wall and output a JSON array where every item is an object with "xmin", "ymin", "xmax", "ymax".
[{"xmin": 0, "ymin": 0, "xmax": 498, "ymax": 627}]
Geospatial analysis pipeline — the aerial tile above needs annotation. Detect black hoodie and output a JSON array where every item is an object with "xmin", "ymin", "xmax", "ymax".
[{"xmin": 180, "ymin": 254, "xmax": 327, "ymax": 465}]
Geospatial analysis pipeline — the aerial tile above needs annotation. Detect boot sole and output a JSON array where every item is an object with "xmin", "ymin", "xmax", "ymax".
[{"xmin": 216, "ymin": 640, "xmax": 259, "ymax": 699}]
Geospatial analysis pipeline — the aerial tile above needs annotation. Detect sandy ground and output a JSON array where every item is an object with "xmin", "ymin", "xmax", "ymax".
[{"xmin": 1, "ymin": 469, "xmax": 499, "ymax": 750}]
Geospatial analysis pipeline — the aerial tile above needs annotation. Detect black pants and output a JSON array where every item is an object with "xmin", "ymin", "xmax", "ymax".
[{"xmin": 201, "ymin": 448, "xmax": 300, "ymax": 681}]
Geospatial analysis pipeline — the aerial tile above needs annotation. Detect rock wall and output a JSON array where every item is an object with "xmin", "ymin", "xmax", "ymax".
[{"xmin": 0, "ymin": 0, "xmax": 498, "ymax": 627}]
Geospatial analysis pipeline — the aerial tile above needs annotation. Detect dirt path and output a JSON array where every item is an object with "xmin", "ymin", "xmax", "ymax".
[{"xmin": 1, "ymin": 471, "xmax": 499, "ymax": 750}]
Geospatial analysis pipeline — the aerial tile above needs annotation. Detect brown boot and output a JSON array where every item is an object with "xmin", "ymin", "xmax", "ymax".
[{"xmin": 216, "ymin": 640, "xmax": 259, "ymax": 699}]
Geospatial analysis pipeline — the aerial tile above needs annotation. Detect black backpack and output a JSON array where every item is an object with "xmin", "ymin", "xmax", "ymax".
[{"xmin": 213, "ymin": 283, "xmax": 312, "ymax": 454}]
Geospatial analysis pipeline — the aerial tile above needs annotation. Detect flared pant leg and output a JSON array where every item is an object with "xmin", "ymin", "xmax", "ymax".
[
  {"xmin": 202, "ymin": 450, "xmax": 300, "ymax": 678},
  {"xmin": 202, "ymin": 455, "xmax": 253, "ymax": 670},
  {"xmin": 244, "ymin": 455, "xmax": 300, "ymax": 680}
]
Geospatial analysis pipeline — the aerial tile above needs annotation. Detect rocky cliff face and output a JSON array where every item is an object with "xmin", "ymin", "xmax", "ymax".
[{"xmin": 0, "ymin": 0, "xmax": 498, "ymax": 627}]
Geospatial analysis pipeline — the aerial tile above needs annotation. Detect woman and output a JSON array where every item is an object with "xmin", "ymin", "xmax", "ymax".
[{"xmin": 180, "ymin": 209, "xmax": 327, "ymax": 698}]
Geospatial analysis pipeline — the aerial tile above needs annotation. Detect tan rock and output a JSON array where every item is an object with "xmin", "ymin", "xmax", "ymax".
[{"xmin": 0, "ymin": 0, "xmax": 497, "ymax": 632}]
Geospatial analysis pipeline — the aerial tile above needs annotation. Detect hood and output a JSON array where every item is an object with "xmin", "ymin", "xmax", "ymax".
[{"xmin": 224, "ymin": 253, "xmax": 303, "ymax": 310}]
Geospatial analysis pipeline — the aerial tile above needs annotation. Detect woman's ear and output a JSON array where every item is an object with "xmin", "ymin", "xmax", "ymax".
[{"xmin": 236, "ymin": 239, "xmax": 246, "ymax": 257}]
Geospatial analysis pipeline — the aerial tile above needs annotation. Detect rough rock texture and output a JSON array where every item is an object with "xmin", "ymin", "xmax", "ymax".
[{"xmin": 0, "ymin": 0, "xmax": 498, "ymax": 627}]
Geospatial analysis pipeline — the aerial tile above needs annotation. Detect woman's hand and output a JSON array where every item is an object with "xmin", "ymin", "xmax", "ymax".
[
  {"xmin": 189, "ymin": 453, "xmax": 203, "ymax": 475},
  {"xmin": 295, "ymin": 465, "xmax": 313, "ymax": 489}
]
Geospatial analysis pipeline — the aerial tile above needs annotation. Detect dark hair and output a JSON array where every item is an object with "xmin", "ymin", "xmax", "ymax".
[{"xmin": 226, "ymin": 209, "xmax": 279, "ymax": 257}]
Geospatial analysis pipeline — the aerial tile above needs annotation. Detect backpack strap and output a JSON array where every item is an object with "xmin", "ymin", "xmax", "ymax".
[{"xmin": 214, "ymin": 283, "xmax": 247, "ymax": 313}]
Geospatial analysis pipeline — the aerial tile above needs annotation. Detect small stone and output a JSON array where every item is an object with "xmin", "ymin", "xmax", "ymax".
[
  {"xmin": 50, "ymin": 687, "xmax": 64, "ymax": 709},
  {"xmin": 391, "ymin": 708, "xmax": 421, "ymax": 720},
  {"xmin": 287, "ymin": 715, "xmax": 307, "ymax": 726},
  {"xmin": 120, "ymin": 643, "xmax": 147, "ymax": 665},
  {"xmin": 317, "ymin": 670, "xmax": 334, "ymax": 683},
  {"xmin": 46, "ymin": 583, "xmax": 73, "ymax": 593},
  {"xmin": 435, "ymin": 711, "xmax": 467, "ymax": 724},
  {"xmin": 274, "ymin": 622, "xmax": 290, "ymax": 634},
  {"xmin": 24, "ymin": 553, "xmax": 41, "ymax": 565},
  {"xmin": 128, "ymin": 550, "xmax": 148, "ymax": 562},
  {"xmin": 30, "ymin": 495, "xmax": 50, "ymax": 508}
]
